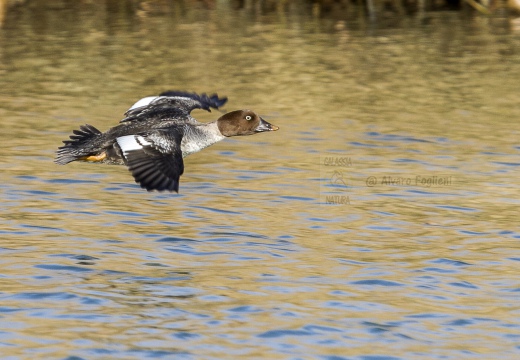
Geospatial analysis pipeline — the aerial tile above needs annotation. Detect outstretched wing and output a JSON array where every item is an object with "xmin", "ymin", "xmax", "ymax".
[
  {"xmin": 159, "ymin": 90, "xmax": 228, "ymax": 110},
  {"xmin": 120, "ymin": 91, "xmax": 228, "ymax": 123},
  {"xmin": 116, "ymin": 129, "xmax": 184, "ymax": 192}
]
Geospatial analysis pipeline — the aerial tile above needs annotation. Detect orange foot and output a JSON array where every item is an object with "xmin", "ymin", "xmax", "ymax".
[{"xmin": 80, "ymin": 152, "xmax": 107, "ymax": 162}]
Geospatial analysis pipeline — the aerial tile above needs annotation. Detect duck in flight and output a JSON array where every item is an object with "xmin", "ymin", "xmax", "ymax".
[{"xmin": 55, "ymin": 91, "xmax": 279, "ymax": 192}]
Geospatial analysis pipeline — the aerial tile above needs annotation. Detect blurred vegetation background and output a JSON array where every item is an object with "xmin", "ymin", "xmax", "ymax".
[{"xmin": 1, "ymin": 0, "xmax": 520, "ymax": 28}]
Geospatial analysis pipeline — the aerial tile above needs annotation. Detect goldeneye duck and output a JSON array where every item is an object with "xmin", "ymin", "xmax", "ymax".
[{"xmin": 55, "ymin": 91, "xmax": 279, "ymax": 192}]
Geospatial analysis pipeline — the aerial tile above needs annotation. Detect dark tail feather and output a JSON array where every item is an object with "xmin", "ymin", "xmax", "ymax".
[{"xmin": 55, "ymin": 124, "xmax": 102, "ymax": 165}]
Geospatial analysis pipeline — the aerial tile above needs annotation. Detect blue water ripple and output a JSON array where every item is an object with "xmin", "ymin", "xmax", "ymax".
[
  {"xmin": 172, "ymin": 332, "xmax": 200, "ymax": 340},
  {"xmin": 258, "ymin": 329, "xmax": 314, "ymax": 338},
  {"xmin": 156, "ymin": 237, "xmax": 197, "ymax": 243},
  {"xmin": 422, "ymin": 267, "xmax": 456, "ymax": 274},
  {"xmin": 360, "ymin": 356, "xmax": 403, "ymax": 360},
  {"xmin": 279, "ymin": 195, "xmax": 315, "ymax": 201},
  {"xmin": 10, "ymin": 292, "xmax": 78, "ymax": 300},
  {"xmin": 350, "ymin": 280, "xmax": 403, "ymax": 287},
  {"xmin": 35, "ymin": 264, "xmax": 93, "ymax": 273},
  {"xmin": 492, "ymin": 162, "xmax": 520, "ymax": 167},
  {"xmin": 444, "ymin": 319, "xmax": 473, "ymax": 326},
  {"xmin": 405, "ymin": 313, "xmax": 451, "ymax": 319},
  {"xmin": 435, "ymin": 205, "xmax": 478, "ymax": 212},
  {"xmin": 303, "ymin": 325, "xmax": 343, "ymax": 333},
  {"xmin": 20, "ymin": 224, "xmax": 67, "ymax": 233},
  {"xmin": 430, "ymin": 258, "xmax": 471, "ymax": 266},
  {"xmin": 191, "ymin": 206, "xmax": 241, "ymax": 215},
  {"xmin": 104, "ymin": 210, "xmax": 148, "ymax": 217},
  {"xmin": 448, "ymin": 281, "xmax": 479, "ymax": 289},
  {"xmin": 46, "ymin": 178, "xmax": 98, "ymax": 184}
]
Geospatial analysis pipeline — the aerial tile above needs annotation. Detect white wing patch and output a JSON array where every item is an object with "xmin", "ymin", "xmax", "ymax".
[
  {"xmin": 117, "ymin": 135, "xmax": 152, "ymax": 158},
  {"xmin": 127, "ymin": 96, "xmax": 161, "ymax": 111}
]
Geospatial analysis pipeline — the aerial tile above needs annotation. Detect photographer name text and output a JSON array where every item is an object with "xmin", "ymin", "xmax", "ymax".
[{"xmin": 366, "ymin": 175, "xmax": 452, "ymax": 187}]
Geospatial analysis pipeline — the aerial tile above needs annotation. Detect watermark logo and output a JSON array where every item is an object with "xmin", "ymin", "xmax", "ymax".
[
  {"xmin": 331, "ymin": 170, "xmax": 348, "ymax": 187},
  {"xmin": 320, "ymin": 154, "xmax": 454, "ymax": 205},
  {"xmin": 323, "ymin": 156, "xmax": 353, "ymax": 167},
  {"xmin": 320, "ymin": 156, "xmax": 351, "ymax": 205}
]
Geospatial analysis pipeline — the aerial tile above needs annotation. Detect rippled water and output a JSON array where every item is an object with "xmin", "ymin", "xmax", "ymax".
[{"xmin": 1, "ymin": 2, "xmax": 520, "ymax": 359}]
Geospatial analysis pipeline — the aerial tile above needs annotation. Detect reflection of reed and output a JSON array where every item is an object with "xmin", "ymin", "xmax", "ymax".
[
  {"xmin": 464, "ymin": 0, "xmax": 490, "ymax": 14},
  {"xmin": 509, "ymin": 0, "xmax": 520, "ymax": 13},
  {"xmin": 1, "ymin": 0, "xmax": 517, "ymax": 27},
  {"xmin": 0, "ymin": 0, "xmax": 6, "ymax": 27}
]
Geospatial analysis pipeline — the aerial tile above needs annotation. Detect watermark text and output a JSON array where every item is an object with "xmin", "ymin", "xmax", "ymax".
[{"xmin": 365, "ymin": 175, "xmax": 453, "ymax": 187}]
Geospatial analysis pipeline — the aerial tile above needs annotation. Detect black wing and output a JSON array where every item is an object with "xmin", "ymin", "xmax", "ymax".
[
  {"xmin": 117, "ymin": 129, "xmax": 184, "ymax": 192},
  {"xmin": 120, "ymin": 91, "xmax": 228, "ymax": 123},
  {"xmin": 159, "ymin": 91, "xmax": 228, "ymax": 110}
]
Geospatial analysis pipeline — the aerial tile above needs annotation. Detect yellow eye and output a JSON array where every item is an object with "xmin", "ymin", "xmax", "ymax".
[{"xmin": 245, "ymin": 115, "xmax": 252, "ymax": 121}]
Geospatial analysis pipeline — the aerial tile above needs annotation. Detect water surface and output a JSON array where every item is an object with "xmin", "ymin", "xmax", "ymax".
[{"xmin": 1, "ymin": 3, "xmax": 520, "ymax": 359}]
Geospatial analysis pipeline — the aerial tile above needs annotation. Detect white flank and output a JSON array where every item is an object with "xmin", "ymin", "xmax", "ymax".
[{"xmin": 117, "ymin": 135, "xmax": 151, "ymax": 157}]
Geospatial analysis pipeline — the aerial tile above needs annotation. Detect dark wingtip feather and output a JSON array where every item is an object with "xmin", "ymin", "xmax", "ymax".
[
  {"xmin": 54, "ymin": 151, "xmax": 77, "ymax": 165},
  {"xmin": 159, "ymin": 90, "xmax": 228, "ymax": 111},
  {"xmin": 125, "ymin": 147, "xmax": 182, "ymax": 193}
]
